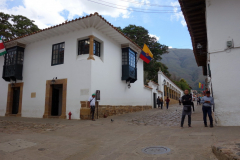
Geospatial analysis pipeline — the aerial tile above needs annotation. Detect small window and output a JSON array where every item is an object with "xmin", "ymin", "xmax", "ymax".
[
  {"xmin": 78, "ymin": 39, "xmax": 89, "ymax": 55},
  {"xmin": 17, "ymin": 51, "xmax": 24, "ymax": 64},
  {"xmin": 5, "ymin": 50, "xmax": 17, "ymax": 66},
  {"xmin": 52, "ymin": 42, "xmax": 64, "ymax": 66},
  {"xmin": 122, "ymin": 51, "xmax": 128, "ymax": 65},
  {"xmin": 94, "ymin": 40, "xmax": 100, "ymax": 57},
  {"xmin": 129, "ymin": 49, "xmax": 136, "ymax": 68},
  {"xmin": 78, "ymin": 39, "xmax": 101, "ymax": 57}
]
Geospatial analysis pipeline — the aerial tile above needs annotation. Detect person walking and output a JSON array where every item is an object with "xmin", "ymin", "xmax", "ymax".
[
  {"xmin": 88, "ymin": 93, "xmax": 96, "ymax": 121},
  {"xmin": 191, "ymin": 101, "xmax": 195, "ymax": 113},
  {"xmin": 180, "ymin": 89, "xmax": 192, "ymax": 128},
  {"xmin": 191, "ymin": 94, "xmax": 195, "ymax": 113},
  {"xmin": 160, "ymin": 97, "xmax": 163, "ymax": 109},
  {"xmin": 157, "ymin": 96, "xmax": 161, "ymax": 109},
  {"xmin": 179, "ymin": 97, "xmax": 181, "ymax": 105},
  {"xmin": 201, "ymin": 91, "xmax": 214, "ymax": 127},
  {"xmin": 197, "ymin": 97, "xmax": 200, "ymax": 105},
  {"xmin": 165, "ymin": 97, "xmax": 170, "ymax": 109}
]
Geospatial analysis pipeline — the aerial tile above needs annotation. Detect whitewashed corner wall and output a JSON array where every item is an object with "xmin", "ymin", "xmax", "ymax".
[
  {"xmin": 0, "ymin": 27, "xmax": 155, "ymax": 119},
  {"xmin": 206, "ymin": 0, "xmax": 240, "ymax": 126},
  {"xmin": 0, "ymin": 56, "xmax": 8, "ymax": 116}
]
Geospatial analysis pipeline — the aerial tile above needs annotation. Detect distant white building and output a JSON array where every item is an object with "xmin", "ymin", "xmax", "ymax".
[
  {"xmin": 0, "ymin": 13, "xmax": 183, "ymax": 119},
  {"xmin": 180, "ymin": 0, "xmax": 240, "ymax": 126}
]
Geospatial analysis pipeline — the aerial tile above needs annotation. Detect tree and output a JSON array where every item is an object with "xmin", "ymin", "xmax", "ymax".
[
  {"xmin": 0, "ymin": 12, "xmax": 13, "ymax": 40},
  {"xmin": 0, "ymin": 12, "xmax": 40, "ymax": 41},
  {"xmin": 173, "ymin": 78, "xmax": 191, "ymax": 92},
  {"xmin": 118, "ymin": 25, "xmax": 169, "ymax": 82},
  {"xmin": 11, "ymin": 15, "xmax": 40, "ymax": 38}
]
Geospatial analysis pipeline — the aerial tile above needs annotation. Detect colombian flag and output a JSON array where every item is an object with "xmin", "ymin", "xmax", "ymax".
[
  {"xmin": 0, "ymin": 37, "xmax": 7, "ymax": 56},
  {"xmin": 140, "ymin": 44, "xmax": 153, "ymax": 63}
]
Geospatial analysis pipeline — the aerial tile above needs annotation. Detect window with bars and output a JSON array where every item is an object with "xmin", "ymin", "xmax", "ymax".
[
  {"xmin": 78, "ymin": 39, "xmax": 89, "ymax": 55},
  {"xmin": 121, "ymin": 47, "xmax": 137, "ymax": 83},
  {"xmin": 94, "ymin": 40, "xmax": 100, "ymax": 57},
  {"xmin": 78, "ymin": 39, "xmax": 101, "ymax": 57},
  {"xmin": 129, "ymin": 49, "xmax": 136, "ymax": 68},
  {"xmin": 3, "ymin": 46, "xmax": 24, "ymax": 82},
  {"xmin": 122, "ymin": 51, "xmax": 128, "ymax": 65},
  {"xmin": 52, "ymin": 42, "xmax": 64, "ymax": 66},
  {"xmin": 17, "ymin": 51, "xmax": 24, "ymax": 64},
  {"xmin": 5, "ymin": 50, "xmax": 17, "ymax": 66}
]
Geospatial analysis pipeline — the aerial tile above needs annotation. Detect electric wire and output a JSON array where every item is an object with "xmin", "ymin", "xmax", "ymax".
[
  {"xmin": 118, "ymin": 0, "xmax": 180, "ymax": 8},
  {"xmin": 95, "ymin": 0, "xmax": 175, "ymax": 11},
  {"xmin": 87, "ymin": 0, "xmax": 176, "ymax": 13}
]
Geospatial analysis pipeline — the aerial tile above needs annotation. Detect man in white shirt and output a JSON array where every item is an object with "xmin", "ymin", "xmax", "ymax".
[{"xmin": 88, "ymin": 93, "xmax": 96, "ymax": 121}]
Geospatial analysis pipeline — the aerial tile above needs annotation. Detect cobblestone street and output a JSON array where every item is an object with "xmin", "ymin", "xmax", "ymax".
[
  {"xmin": 0, "ymin": 102, "xmax": 240, "ymax": 160},
  {"xmin": 125, "ymin": 105, "xmax": 182, "ymax": 127}
]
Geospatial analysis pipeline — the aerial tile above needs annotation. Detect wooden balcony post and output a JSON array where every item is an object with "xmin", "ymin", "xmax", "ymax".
[{"xmin": 87, "ymin": 35, "xmax": 95, "ymax": 60}]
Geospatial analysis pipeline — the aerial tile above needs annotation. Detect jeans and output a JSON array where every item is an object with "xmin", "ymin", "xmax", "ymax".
[
  {"xmin": 181, "ymin": 115, "xmax": 191, "ymax": 127},
  {"xmin": 160, "ymin": 102, "xmax": 163, "ymax": 109},
  {"xmin": 91, "ymin": 106, "xmax": 95, "ymax": 120},
  {"xmin": 202, "ymin": 106, "xmax": 213, "ymax": 125},
  {"xmin": 166, "ymin": 102, "xmax": 169, "ymax": 109}
]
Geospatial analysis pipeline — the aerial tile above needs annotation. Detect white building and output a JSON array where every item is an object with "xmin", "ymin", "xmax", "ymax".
[
  {"xmin": 1, "ymin": 13, "xmax": 182, "ymax": 119},
  {"xmin": 180, "ymin": 0, "xmax": 240, "ymax": 126}
]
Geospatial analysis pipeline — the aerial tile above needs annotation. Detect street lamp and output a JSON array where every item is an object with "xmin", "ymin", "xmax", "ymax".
[{"xmin": 163, "ymin": 79, "xmax": 166, "ymax": 86}]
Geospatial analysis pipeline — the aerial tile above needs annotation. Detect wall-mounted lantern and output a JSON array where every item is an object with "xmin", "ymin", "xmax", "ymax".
[
  {"xmin": 126, "ymin": 81, "xmax": 131, "ymax": 89},
  {"xmin": 51, "ymin": 77, "xmax": 57, "ymax": 84},
  {"xmin": 11, "ymin": 82, "xmax": 15, "ymax": 87},
  {"xmin": 197, "ymin": 43, "xmax": 203, "ymax": 55},
  {"xmin": 163, "ymin": 79, "xmax": 166, "ymax": 86}
]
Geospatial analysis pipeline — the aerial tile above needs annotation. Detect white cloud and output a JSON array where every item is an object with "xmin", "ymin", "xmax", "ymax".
[
  {"xmin": 149, "ymin": 34, "xmax": 160, "ymax": 41},
  {"xmin": 0, "ymin": 0, "xmax": 138, "ymax": 29},
  {"xmin": 169, "ymin": 46, "xmax": 173, "ymax": 48},
  {"xmin": 170, "ymin": 1, "xmax": 186, "ymax": 27}
]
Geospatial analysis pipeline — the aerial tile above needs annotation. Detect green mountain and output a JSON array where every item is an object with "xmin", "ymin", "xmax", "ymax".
[{"xmin": 160, "ymin": 48, "xmax": 206, "ymax": 90}]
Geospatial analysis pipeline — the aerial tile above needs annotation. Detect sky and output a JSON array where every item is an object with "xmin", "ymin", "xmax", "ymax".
[{"xmin": 0, "ymin": 0, "xmax": 193, "ymax": 49}]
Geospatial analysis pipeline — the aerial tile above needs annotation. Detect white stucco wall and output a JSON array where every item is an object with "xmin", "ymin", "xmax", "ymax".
[
  {"xmin": 90, "ymin": 28, "xmax": 152, "ymax": 106},
  {"xmin": 206, "ymin": 0, "xmax": 240, "ymax": 126},
  {"xmin": 158, "ymin": 71, "xmax": 183, "ymax": 100},
  {"xmin": 0, "ymin": 56, "xmax": 8, "ymax": 116},
  {"xmin": 0, "ymin": 27, "xmax": 153, "ymax": 119}
]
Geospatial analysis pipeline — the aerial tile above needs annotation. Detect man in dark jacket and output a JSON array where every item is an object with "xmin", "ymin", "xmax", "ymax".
[{"xmin": 180, "ymin": 89, "xmax": 193, "ymax": 128}]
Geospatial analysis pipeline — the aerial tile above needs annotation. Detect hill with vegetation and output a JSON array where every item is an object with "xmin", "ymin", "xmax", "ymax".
[{"xmin": 160, "ymin": 48, "xmax": 206, "ymax": 90}]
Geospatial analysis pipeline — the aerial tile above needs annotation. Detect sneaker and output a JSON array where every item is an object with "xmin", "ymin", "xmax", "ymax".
[
  {"xmin": 205, "ymin": 124, "xmax": 208, "ymax": 127},
  {"xmin": 188, "ymin": 125, "xmax": 192, "ymax": 128},
  {"xmin": 210, "ymin": 124, "xmax": 213, "ymax": 128},
  {"xmin": 92, "ymin": 119, "xmax": 96, "ymax": 121}
]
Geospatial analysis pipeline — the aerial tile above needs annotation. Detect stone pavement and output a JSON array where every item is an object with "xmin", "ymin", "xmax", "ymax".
[{"xmin": 0, "ymin": 102, "xmax": 240, "ymax": 160}]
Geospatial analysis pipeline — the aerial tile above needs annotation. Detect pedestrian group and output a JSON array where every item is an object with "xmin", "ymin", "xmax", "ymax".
[
  {"xmin": 88, "ymin": 90, "xmax": 214, "ymax": 128},
  {"xmin": 180, "ymin": 90, "xmax": 214, "ymax": 128}
]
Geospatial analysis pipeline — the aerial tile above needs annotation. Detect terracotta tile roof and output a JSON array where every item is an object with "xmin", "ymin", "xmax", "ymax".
[
  {"xmin": 5, "ymin": 12, "xmax": 142, "ymax": 50},
  {"xmin": 144, "ymin": 85, "xmax": 153, "ymax": 89}
]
